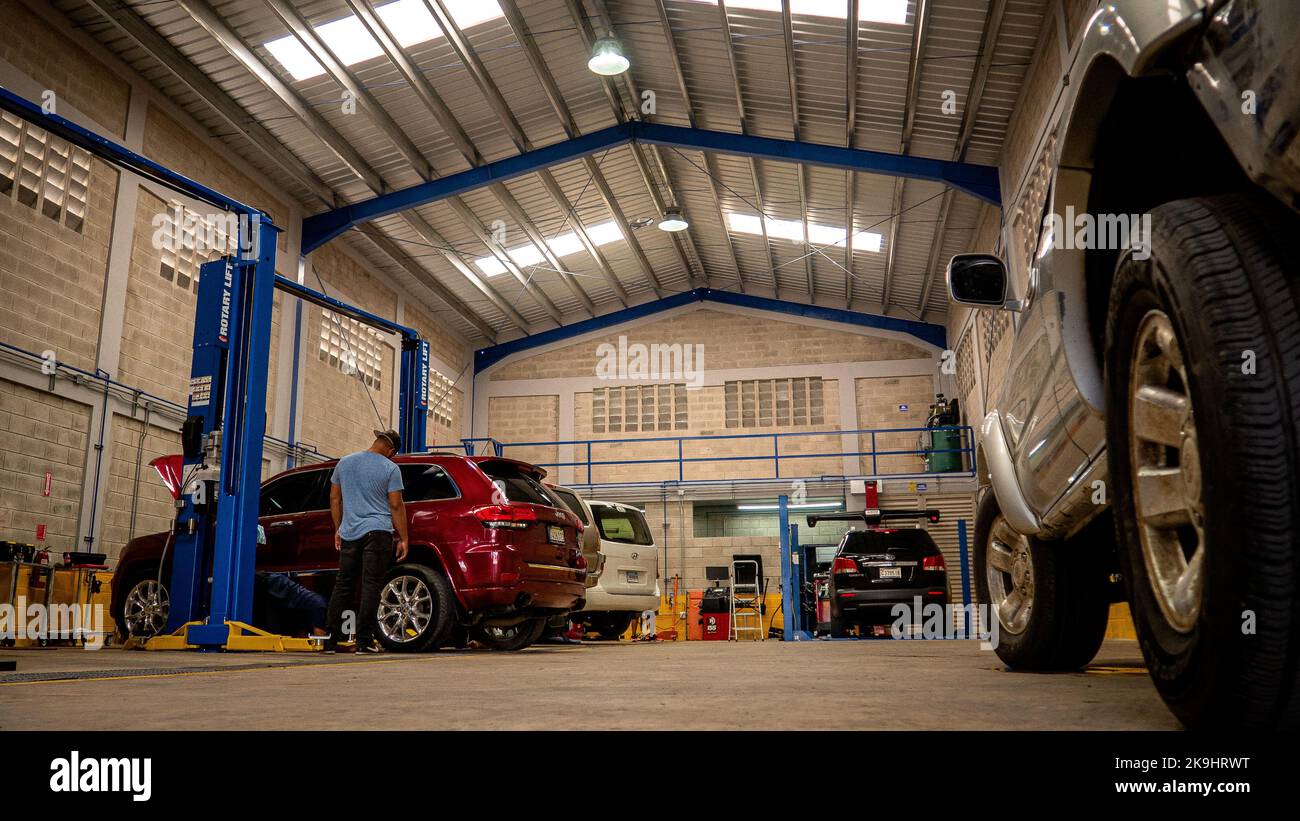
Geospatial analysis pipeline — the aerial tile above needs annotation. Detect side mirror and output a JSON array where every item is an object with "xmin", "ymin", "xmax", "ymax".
[{"xmin": 947, "ymin": 253, "xmax": 1018, "ymax": 310}]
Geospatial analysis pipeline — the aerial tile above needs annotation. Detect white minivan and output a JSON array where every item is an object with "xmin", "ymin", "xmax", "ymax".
[{"xmin": 578, "ymin": 500, "xmax": 660, "ymax": 639}]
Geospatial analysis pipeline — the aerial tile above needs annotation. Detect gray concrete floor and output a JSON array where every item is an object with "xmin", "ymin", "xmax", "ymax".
[{"xmin": 0, "ymin": 639, "xmax": 1179, "ymax": 730}]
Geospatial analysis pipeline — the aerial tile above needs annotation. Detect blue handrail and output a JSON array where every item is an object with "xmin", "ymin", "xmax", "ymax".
[{"xmin": 439, "ymin": 426, "xmax": 974, "ymax": 486}]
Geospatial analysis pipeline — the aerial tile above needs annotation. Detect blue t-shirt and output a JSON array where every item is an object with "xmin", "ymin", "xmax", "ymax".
[{"xmin": 331, "ymin": 451, "xmax": 403, "ymax": 541}]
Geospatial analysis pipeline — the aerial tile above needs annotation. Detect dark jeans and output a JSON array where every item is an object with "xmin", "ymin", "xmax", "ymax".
[
  {"xmin": 326, "ymin": 530, "xmax": 394, "ymax": 645},
  {"xmin": 254, "ymin": 572, "xmax": 327, "ymax": 635}
]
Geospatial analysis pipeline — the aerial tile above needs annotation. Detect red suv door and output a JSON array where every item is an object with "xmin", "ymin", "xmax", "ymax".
[{"xmin": 257, "ymin": 468, "xmax": 335, "ymax": 594}]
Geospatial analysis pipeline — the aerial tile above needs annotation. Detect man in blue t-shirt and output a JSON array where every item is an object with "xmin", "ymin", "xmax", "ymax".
[{"xmin": 324, "ymin": 429, "xmax": 409, "ymax": 653}]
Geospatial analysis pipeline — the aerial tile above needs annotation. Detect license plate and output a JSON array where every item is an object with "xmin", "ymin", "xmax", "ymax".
[
  {"xmin": 878, "ymin": 567, "xmax": 902, "ymax": 579},
  {"xmin": 547, "ymin": 525, "xmax": 565, "ymax": 544},
  {"xmin": 626, "ymin": 570, "xmax": 640, "ymax": 584}
]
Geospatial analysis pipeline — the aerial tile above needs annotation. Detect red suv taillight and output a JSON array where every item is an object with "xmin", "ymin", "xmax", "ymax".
[
  {"xmin": 923, "ymin": 554, "xmax": 946, "ymax": 572},
  {"xmin": 473, "ymin": 503, "xmax": 539, "ymax": 529},
  {"xmin": 832, "ymin": 556, "xmax": 858, "ymax": 574}
]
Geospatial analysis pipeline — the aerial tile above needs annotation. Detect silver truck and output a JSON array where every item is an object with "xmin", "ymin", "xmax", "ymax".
[{"xmin": 946, "ymin": 0, "xmax": 1300, "ymax": 729}]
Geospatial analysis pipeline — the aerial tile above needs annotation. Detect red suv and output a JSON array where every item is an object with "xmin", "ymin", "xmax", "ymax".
[{"xmin": 110, "ymin": 454, "xmax": 587, "ymax": 651}]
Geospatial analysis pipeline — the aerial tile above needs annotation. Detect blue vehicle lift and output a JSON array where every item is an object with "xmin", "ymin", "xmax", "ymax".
[{"xmin": 0, "ymin": 85, "xmax": 430, "ymax": 650}]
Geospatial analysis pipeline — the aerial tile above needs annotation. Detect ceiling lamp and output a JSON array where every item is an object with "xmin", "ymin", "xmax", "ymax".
[
  {"xmin": 658, "ymin": 207, "xmax": 689, "ymax": 232},
  {"xmin": 588, "ymin": 36, "xmax": 630, "ymax": 76}
]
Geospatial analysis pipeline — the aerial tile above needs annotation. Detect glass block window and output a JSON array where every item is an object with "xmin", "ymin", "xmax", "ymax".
[
  {"xmin": 318, "ymin": 308, "xmax": 385, "ymax": 389},
  {"xmin": 593, "ymin": 384, "xmax": 687, "ymax": 433},
  {"xmin": 428, "ymin": 367, "xmax": 456, "ymax": 428},
  {"xmin": 725, "ymin": 377, "xmax": 824, "ymax": 428},
  {"xmin": 0, "ymin": 112, "xmax": 91, "ymax": 232},
  {"xmin": 157, "ymin": 201, "xmax": 237, "ymax": 293},
  {"xmin": 955, "ymin": 329, "xmax": 976, "ymax": 401}
]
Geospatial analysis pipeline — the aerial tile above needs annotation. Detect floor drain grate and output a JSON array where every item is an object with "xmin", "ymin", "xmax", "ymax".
[{"xmin": 0, "ymin": 662, "xmax": 310, "ymax": 683}]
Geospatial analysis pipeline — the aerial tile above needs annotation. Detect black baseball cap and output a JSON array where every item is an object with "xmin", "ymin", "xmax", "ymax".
[{"xmin": 374, "ymin": 429, "xmax": 402, "ymax": 452}]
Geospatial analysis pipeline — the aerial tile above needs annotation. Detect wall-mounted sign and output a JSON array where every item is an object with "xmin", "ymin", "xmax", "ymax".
[
  {"xmin": 42, "ymin": 472, "xmax": 52, "ymax": 497},
  {"xmin": 898, "ymin": 404, "xmax": 909, "ymax": 412},
  {"xmin": 36, "ymin": 523, "xmax": 46, "ymax": 541}
]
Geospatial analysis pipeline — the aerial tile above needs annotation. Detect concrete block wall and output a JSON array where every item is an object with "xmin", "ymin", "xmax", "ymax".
[
  {"xmin": 0, "ymin": 378, "xmax": 89, "ymax": 548},
  {"xmin": 0, "ymin": 1, "xmax": 473, "ymax": 560},
  {"xmin": 101, "ymin": 413, "xmax": 181, "ymax": 558},
  {"xmin": 488, "ymin": 395, "xmax": 559, "ymax": 468},
  {"xmin": 0, "ymin": 1, "xmax": 130, "ymax": 139},
  {"xmin": 297, "ymin": 243, "xmax": 399, "ymax": 460},
  {"xmin": 0, "ymin": 153, "xmax": 117, "ymax": 374},
  {"xmin": 855, "ymin": 374, "xmax": 939, "ymax": 474},
  {"xmin": 479, "ymin": 304, "xmax": 956, "ymax": 598},
  {"xmin": 569, "ymin": 380, "xmax": 845, "ymax": 484}
]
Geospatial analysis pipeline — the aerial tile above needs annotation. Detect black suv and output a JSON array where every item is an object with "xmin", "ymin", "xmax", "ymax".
[{"xmin": 827, "ymin": 528, "xmax": 949, "ymax": 637}]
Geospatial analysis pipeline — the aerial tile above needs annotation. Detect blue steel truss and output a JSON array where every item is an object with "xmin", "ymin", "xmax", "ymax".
[
  {"xmin": 300, "ymin": 121, "xmax": 1001, "ymax": 254},
  {"xmin": 473, "ymin": 288, "xmax": 947, "ymax": 373}
]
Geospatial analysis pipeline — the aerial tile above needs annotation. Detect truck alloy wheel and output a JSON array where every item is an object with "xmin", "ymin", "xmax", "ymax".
[
  {"xmin": 1125, "ymin": 310, "xmax": 1204, "ymax": 634},
  {"xmin": 985, "ymin": 515, "xmax": 1034, "ymax": 635}
]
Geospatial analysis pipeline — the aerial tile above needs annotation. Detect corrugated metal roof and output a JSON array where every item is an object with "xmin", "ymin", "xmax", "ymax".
[{"xmin": 54, "ymin": 0, "xmax": 1048, "ymax": 341}]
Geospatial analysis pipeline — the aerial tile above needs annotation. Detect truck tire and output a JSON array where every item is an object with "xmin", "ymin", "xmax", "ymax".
[
  {"xmin": 974, "ymin": 492, "xmax": 1109, "ymax": 670},
  {"xmin": 374, "ymin": 563, "xmax": 455, "ymax": 653},
  {"xmin": 1105, "ymin": 193, "xmax": 1300, "ymax": 729}
]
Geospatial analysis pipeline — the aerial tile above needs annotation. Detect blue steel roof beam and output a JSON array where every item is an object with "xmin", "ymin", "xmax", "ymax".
[
  {"xmin": 917, "ymin": 0, "xmax": 1008, "ymax": 316},
  {"xmin": 497, "ymin": 0, "xmax": 663, "ymax": 299},
  {"xmin": 175, "ymin": 0, "xmax": 518, "ymax": 337},
  {"xmin": 780, "ymin": 0, "xmax": 815, "ymax": 301},
  {"xmin": 581, "ymin": 0, "xmax": 709, "ymax": 288},
  {"xmin": 882, "ymin": 0, "xmax": 931, "ymax": 315},
  {"xmin": 421, "ymin": 0, "xmax": 601, "ymax": 314},
  {"xmin": 301, "ymin": 124, "xmax": 999, "ymax": 251},
  {"xmin": 651, "ymin": 0, "xmax": 746, "ymax": 293}
]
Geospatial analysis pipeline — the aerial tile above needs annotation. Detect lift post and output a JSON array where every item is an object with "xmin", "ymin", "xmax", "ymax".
[
  {"xmin": 169, "ymin": 218, "xmax": 279, "ymax": 647},
  {"xmin": 778, "ymin": 496, "xmax": 812, "ymax": 642}
]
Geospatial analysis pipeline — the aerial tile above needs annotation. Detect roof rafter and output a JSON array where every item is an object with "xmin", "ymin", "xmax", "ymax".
[
  {"xmin": 652, "ymin": 0, "xmax": 746, "ymax": 293},
  {"xmin": 917, "ymin": 0, "xmax": 1009, "ymax": 316},
  {"xmin": 260, "ymin": 0, "xmax": 564, "ymax": 326},
  {"xmin": 881, "ymin": 0, "xmax": 932, "ymax": 314},
  {"xmin": 500, "ymin": 0, "xmax": 664, "ymax": 299},
  {"xmin": 125, "ymin": 0, "xmax": 502, "ymax": 340},
  {"xmin": 780, "ymin": 0, "xmax": 815, "ymax": 300}
]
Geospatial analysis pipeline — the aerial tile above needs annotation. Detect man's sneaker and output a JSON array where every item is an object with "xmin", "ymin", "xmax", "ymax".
[{"xmin": 358, "ymin": 640, "xmax": 384, "ymax": 654}]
